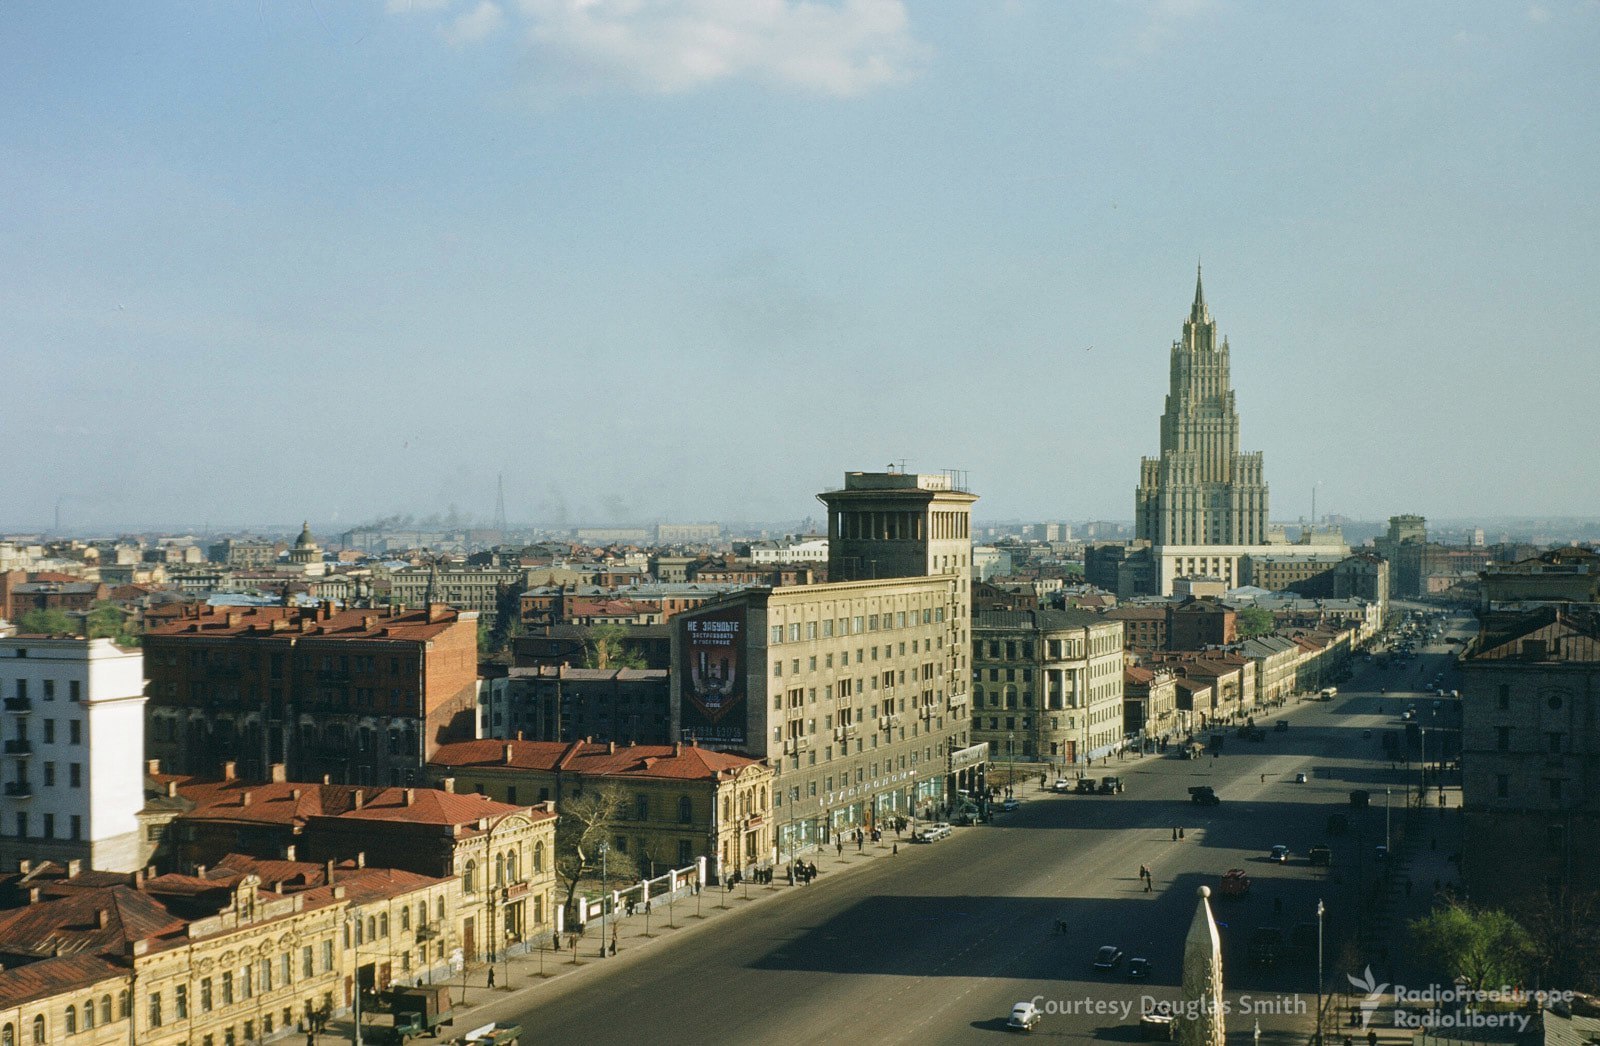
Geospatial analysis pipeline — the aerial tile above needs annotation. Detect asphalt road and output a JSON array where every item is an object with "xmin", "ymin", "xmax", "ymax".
[{"xmin": 454, "ymin": 614, "xmax": 1476, "ymax": 1046}]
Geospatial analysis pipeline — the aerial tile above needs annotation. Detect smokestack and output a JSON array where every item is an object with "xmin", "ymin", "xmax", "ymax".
[{"xmin": 165, "ymin": 780, "xmax": 177, "ymax": 798}]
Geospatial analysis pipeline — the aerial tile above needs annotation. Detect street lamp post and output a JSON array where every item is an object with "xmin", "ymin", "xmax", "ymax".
[
  {"xmin": 1316, "ymin": 899, "xmax": 1325, "ymax": 1046},
  {"xmin": 599, "ymin": 842, "xmax": 609, "ymax": 959},
  {"xmin": 1006, "ymin": 732, "xmax": 1015, "ymax": 798},
  {"xmin": 1385, "ymin": 788, "xmax": 1392, "ymax": 855}
]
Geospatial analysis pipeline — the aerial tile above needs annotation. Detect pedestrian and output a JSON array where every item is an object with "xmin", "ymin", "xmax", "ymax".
[
  {"xmin": 1369, "ymin": 1031, "xmax": 1378, "ymax": 1046},
  {"xmin": 1261, "ymin": 774, "xmax": 1266, "ymax": 783},
  {"xmin": 893, "ymin": 843, "xmax": 898, "ymax": 856},
  {"xmin": 836, "ymin": 838, "xmax": 843, "ymax": 856},
  {"xmin": 306, "ymin": 1034, "xmax": 316, "ymax": 1046},
  {"xmin": 1172, "ymin": 827, "xmax": 1178, "ymax": 842},
  {"xmin": 1179, "ymin": 827, "xmax": 1185, "ymax": 840},
  {"xmin": 609, "ymin": 937, "xmax": 617, "ymax": 957},
  {"xmin": 488, "ymin": 966, "xmax": 496, "ymax": 987},
  {"xmin": 1145, "ymin": 875, "xmax": 1153, "ymax": 893},
  {"xmin": 808, "ymin": 861, "xmax": 817, "ymax": 880},
  {"xmin": 857, "ymin": 835, "xmax": 863, "ymax": 853}
]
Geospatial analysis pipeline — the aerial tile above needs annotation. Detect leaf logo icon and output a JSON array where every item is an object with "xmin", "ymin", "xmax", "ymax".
[{"xmin": 1346, "ymin": 966, "xmax": 1388, "ymax": 1029}]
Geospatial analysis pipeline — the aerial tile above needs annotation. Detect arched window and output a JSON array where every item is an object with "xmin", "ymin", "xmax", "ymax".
[
  {"xmin": 533, "ymin": 841, "xmax": 545, "ymax": 873},
  {"xmin": 118, "ymin": 991, "xmax": 130, "ymax": 1018},
  {"xmin": 99, "ymin": 996, "xmax": 111, "ymax": 1025},
  {"xmin": 3, "ymin": 1021, "xmax": 14, "ymax": 1046},
  {"xmin": 418, "ymin": 901, "xmax": 427, "ymax": 927},
  {"xmin": 401, "ymin": 906, "xmax": 411, "ymax": 932},
  {"xmin": 30, "ymin": 1016, "xmax": 43, "ymax": 1046},
  {"xmin": 678, "ymin": 796, "xmax": 692, "ymax": 824},
  {"xmin": 507, "ymin": 850, "xmax": 518, "ymax": 883},
  {"xmin": 379, "ymin": 912, "xmax": 389, "ymax": 937},
  {"xmin": 366, "ymin": 916, "xmax": 377, "ymax": 941},
  {"xmin": 436, "ymin": 897, "xmax": 445, "ymax": 922},
  {"xmin": 494, "ymin": 854, "xmax": 504, "ymax": 887},
  {"xmin": 82, "ymin": 1002, "xmax": 94, "ymax": 1030},
  {"xmin": 463, "ymin": 860, "xmax": 477, "ymax": 894},
  {"xmin": 64, "ymin": 1008, "xmax": 75, "ymax": 1035}
]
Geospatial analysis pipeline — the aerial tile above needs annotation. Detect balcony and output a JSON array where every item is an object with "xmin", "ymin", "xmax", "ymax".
[
  {"xmin": 3, "ymin": 740, "xmax": 31, "ymax": 756},
  {"xmin": 2, "ymin": 698, "xmax": 30, "ymax": 714},
  {"xmin": 4, "ymin": 782, "xmax": 32, "ymax": 798}
]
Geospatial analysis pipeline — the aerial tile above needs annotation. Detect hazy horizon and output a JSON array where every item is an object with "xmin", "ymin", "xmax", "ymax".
[{"xmin": 5, "ymin": 3, "xmax": 1596, "ymax": 530}]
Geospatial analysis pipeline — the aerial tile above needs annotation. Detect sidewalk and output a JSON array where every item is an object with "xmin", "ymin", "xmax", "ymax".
[{"xmin": 317, "ymin": 825, "xmax": 925, "ymax": 1044}]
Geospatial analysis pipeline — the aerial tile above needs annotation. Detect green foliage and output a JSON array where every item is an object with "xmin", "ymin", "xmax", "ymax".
[
  {"xmin": 583, "ymin": 624, "xmax": 648, "ymax": 670},
  {"xmin": 1409, "ymin": 904, "xmax": 1534, "ymax": 992},
  {"xmin": 17, "ymin": 609, "xmax": 74, "ymax": 635},
  {"xmin": 1237, "ymin": 605, "xmax": 1275, "ymax": 638},
  {"xmin": 85, "ymin": 601, "xmax": 139, "ymax": 645}
]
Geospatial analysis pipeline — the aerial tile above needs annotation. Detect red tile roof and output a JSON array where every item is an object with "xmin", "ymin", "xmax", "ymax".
[
  {"xmin": 0, "ymin": 954, "xmax": 128, "ymax": 1009},
  {"xmin": 430, "ymin": 739, "xmax": 764, "ymax": 782},
  {"xmin": 144, "ymin": 602, "xmax": 469, "ymax": 642},
  {"xmin": 168, "ymin": 778, "xmax": 548, "ymax": 830}
]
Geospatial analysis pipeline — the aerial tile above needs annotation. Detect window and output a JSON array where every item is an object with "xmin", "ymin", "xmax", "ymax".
[
  {"xmin": 64, "ymin": 1009, "xmax": 75, "ymax": 1035},
  {"xmin": 678, "ymin": 796, "xmax": 692, "ymax": 824},
  {"xmin": 534, "ymin": 841, "xmax": 545, "ymax": 872},
  {"xmin": 636, "ymin": 795, "xmax": 649, "ymax": 820},
  {"xmin": 1496, "ymin": 775, "xmax": 1509, "ymax": 799},
  {"xmin": 463, "ymin": 860, "xmax": 477, "ymax": 894},
  {"xmin": 1496, "ymin": 727, "xmax": 1510, "ymax": 752},
  {"xmin": 70, "ymin": 720, "xmax": 81, "ymax": 744},
  {"xmin": 31, "ymin": 1017, "xmax": 44, "ymax": 1046},
  {"xmin": 303, "ymin": 946, "xmax": 314, "ymax": 979},
  {"xmin": 1547, "ymin": 824, "xmax": 1565, "ymax": 853},
  {"xmin": 175, "ymin": 984, "xmax": 188, "ymax": 1020},
  {"xmin": 70, "ymin": 763, "xmax": 81, "ymax": 788},
  {"xmin": 148, "ymin": 992, "xmax": 162, "ymax": 1029},
  {"xmin": 42, "ymin": 763, "xmax": 53, "ymax": 787},
  {"xmin": 69, "ymin": 680, "xmax": 80, "ymax": 701},
  {"xmin": 100, "ymin": 997, "xmax": 111, "ymax": 1025},
  {"xmin": 43, "ymin": 720, "xmax": 54, "ymax": 744},
  {"xmin": 221, "ymin": 972, "xmax": 233, "ymax": 1006},
  {"xmin": 1497, "ymin": 684, "xmax": 1510, "ymax": 709}
]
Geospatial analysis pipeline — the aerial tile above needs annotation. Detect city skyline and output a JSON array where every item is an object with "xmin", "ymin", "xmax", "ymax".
[{"xmin": 4, "ymin": 3, "xmax": 1597, "ymax": 528}]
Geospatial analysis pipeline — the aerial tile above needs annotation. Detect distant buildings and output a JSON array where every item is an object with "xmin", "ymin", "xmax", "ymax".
[{"xmin": 479, "ymin": 666, "xmax": 670, "ymax": 745}]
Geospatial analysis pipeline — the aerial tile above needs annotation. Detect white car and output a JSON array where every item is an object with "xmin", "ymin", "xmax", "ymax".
[
  {"xmin": 913, "ymin": 823, "xmax": 952, "ymax": 842},
  {"xmin": 1008, "ymin": 1001, "xmax": 1042, "ymax": 1031}
]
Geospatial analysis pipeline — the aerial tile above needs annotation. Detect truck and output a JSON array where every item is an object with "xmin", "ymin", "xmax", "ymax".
[
  {"xmin": 1188, "ymin": 785, "xmax": 1221, "ymax": 806},
  {"xmin": 378, "ymin": 985, "xmax": 453, "ymax": 1043},
  {"xmin": 1319, "ymin": 687, "xmax": 1338, "ymax": 700},
  {"xmin": 1099, "ymin": 775, "xmax": 1124, "ymax": 795}
]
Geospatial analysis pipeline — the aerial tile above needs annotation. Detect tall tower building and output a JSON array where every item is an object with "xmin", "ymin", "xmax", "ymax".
[
  {"xmin": 818, "ymin": 470, "xmax": 977, "ymax": 592},
  {"xmin": 1136, "ymin": 268, "xmax": 1270, "ymax": 547}
]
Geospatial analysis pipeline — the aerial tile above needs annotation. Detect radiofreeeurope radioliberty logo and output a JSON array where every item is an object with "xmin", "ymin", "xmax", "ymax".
[{"xmin": 1346, "ymin": 967, "xmax": 1387, "ymax": 1030}]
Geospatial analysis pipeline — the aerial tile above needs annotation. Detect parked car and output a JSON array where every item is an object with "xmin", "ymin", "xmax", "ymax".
[
  {"xmin": 1007, "ymin": 1001, "xmax": 1042, "ymax": 1032},
  {"xmin": 1052, "ymin": 779, "xmax": 1072, "ymax": 793},
  {"xmin": 1219, "ymin": 869, "xmax": 1251, "ymax": 898},
  {"xmin": 1099, "ymin": 776, "xmax": 1124, "ymax": 795},
  {"xmin": 1268, "ymin": 845, "xmax": 1290, "ymax": 863},
  {"xmin": 1127, "ymin": 957, "xmax": 1153, "ymax": 980},
  {"xmin": 1075, "ymin": 779, "xmax": 1098, "ymax": 795},
  {"xmin": 1001, "ymin": 797, "xmax": 1021, "ymax": 812},
  {"xmin": 1189, "ymin": 785, "xmax": 1221, "ymax": 806},
  {"xmin": 1294, "ymin": 772, "xmax": 1308, "ymax": 784},
  {"xmin": 1309, "ymin": 845, "xmax": 1332, "ymax": 867},
  {"xmin": 913, "ymin": 823, "xmax": 952, "ymax": 842},
  {"xmin": 1274, "ymin": 720, "xmax": 1289, "ymax": 732},
  {"xmin": 1093, "ymin": 945, "xmax": 1124, "ymax": 971}
]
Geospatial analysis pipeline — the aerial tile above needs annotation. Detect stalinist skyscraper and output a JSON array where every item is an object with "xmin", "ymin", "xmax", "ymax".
[{"xmin": 1135, "ymin": 266, "xmax": 1270, "ymax": 546}]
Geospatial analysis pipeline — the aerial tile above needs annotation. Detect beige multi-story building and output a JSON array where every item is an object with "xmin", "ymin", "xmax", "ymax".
[
  {"xmin": 426, "ymin": 738, "xmax": 771, "ymax": 881},
  {"xmin": 971, "ymin": 610, "xmax": 1126, "ymax": 770},
  {"xmin": 1124, "ymin": 665, "xmax": 1183, "ymax": 739},
  {"xmin": 671, "ymin": 471, "xmax": 980, "ymax": 859},
  {"xmin": 385, "ymin": 566, "xmax": 530, "ymax": 625}
]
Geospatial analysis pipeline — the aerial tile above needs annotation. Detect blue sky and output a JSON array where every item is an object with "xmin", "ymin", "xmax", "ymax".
[{"xmin": 3, "ymin": 1, "xmax": 1596, "ymax": 531}]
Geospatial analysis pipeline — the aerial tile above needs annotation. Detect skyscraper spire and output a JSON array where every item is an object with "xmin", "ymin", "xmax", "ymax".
[{"xmin": 1191, "ymin": 262, "xmax": 1208, "ymax": 323}]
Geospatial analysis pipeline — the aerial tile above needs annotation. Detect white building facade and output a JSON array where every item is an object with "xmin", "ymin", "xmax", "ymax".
[{"xmin": 0, "ymin": 636, "xmax": 147, "ymax": 871}]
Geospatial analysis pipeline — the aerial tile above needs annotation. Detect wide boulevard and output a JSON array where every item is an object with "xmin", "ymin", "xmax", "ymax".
[{"xmin": 456, "ymin": 612, "xmax": 1472, "ymax": 1046}]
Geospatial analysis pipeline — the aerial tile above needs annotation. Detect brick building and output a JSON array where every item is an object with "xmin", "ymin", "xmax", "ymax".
[{"xmin": 143, "ymin": 603, "xmax": 479, "ymax": 785}]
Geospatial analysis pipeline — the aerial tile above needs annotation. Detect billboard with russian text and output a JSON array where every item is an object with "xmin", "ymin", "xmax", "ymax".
[{"xmin": 680, "ymin": 607, "xmax": 747, "ymax": 749}]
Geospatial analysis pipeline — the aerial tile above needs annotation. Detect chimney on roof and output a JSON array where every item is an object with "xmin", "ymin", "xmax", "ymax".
[
  {"xmin": 241, "ymin": 791, "xmax": 252, "ymax": 807},
  {"xmin": 325, "ymin": 860, "xmax": 335, "ymax": 884},
  {"xmin": 16, "ymin": 860, "xmax": 29, "ymax": 874},
  {"xmin": 404, "ymin": 788, "xmax": 414, "ymax": 806},
  {"xmin": 284, "ymin": 844, "xmax": 296, "ymax": 861},
  {"xmin": 516, "ymin": 730, "xmax": 523, "ymax": 741},
  {"xmin": 146, "ymin": 759, "xmax": 161, "ymax": 775},
  {"xmin": 27, "ymin": 887, "xmax": 39, "ymax": 904},
  {"xmin": 673, "ymin": 741, "xmax": 682, "ymax": 757},
  {"xmin": 608, "ymin": 741, "xmax": 616, "ymax": 755},
  {"xmin": 441, "ymin": 777, "xmax": 455, "ymax": 794},
  {"xmin": 97, "ymin": 909, "xmax": 108, "ymax": 929},
  {"xmin": 322, "ymin": 774, "xmax": 331, "ymax": 785},
  {"xmin": 291, "ymin": 788, "xmax": 302, "ymax": 800},
  {"xmin": 269, "ymin": 763, "xmax": 287, "ymax": 784},
  {"xmin": 353, "ymin": 790, "xmax": 365, "ymax": 810},
  {"xmin": 166, "ymin": 781, "xmax": 177, "ymax": 798},
  {"xmin": 222, "ymin": 761, "xmax": 237, "ymax": 781},
  {"xmin": 503, "ymin": 744, "xmax": 514, "ymax": 765},
  {"xmin": 362, "ymin": 614, "xmax": 377, "ymax": 630},
  {"xmin": 226, "ymin": 612, "xmax": 240, "ymax": 628},
  {"xmin": 357, "ymin": 852, "xmax": 366, "ymax": 868},
  {"xmin": 196, "ymin": 864, "xmax": 207, "ymax": 879},
  {"xmin": 66, "ymin": 859, "xmax": 81, "ymax": 878}
]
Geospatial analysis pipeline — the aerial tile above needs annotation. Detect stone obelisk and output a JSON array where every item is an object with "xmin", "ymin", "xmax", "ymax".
[{"xmin": 1178, "ymin": 885, "xmax": 1226, "ymax": 1046}]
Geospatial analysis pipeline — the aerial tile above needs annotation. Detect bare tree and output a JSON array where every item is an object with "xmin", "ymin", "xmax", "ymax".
[{"xmin": 555, "ymin": 785, "xmax": 637, "ymax": 917}]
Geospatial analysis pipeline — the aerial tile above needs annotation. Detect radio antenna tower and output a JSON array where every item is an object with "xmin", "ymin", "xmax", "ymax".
[{"xmin": 494, "ymin": 473, "xmax": 509, "ymax": 535}]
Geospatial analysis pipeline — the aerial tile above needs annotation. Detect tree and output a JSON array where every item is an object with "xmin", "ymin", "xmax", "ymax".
[
  {"xmin": 1409, "ymin": 903, "xmax": 1534, "ymax": 993},
  {"xmin": 84, "ymin": 601, "xmax": 140, "ymax": 646},
  {"xmin": 17, "ymin": 609, "xmax": 74, "ymax": 635},
  {"xmin": 554, "ymin": 786, "xmax": 637, "ymax": 917},
  {"xmin": 1237, "ymin": 606, "xmax": 1275, "ymax": 638},
  {"xmin": 583, "ymin": 625, "xmax": 648, "ymax": 670}
]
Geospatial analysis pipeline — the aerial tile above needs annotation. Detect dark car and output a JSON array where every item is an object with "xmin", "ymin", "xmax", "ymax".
[
  {"xmin": 1075, "ymin": 779, "xmax": 1097, "ymax": 795},
  {"xmin": 1093, "ymin": 945, "xmax": 1124, "ymax": 971},
  {"xmin": 1274, "ymin": 720, "xmax": 1289, "ymax": 732},
  {"xmin": 1127, "ymin": 957, "xmax": 1153, "ymax": 980}
]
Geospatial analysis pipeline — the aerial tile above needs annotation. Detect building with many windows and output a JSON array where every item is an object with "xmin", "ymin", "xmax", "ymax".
[
  {"xmin": 971, "ymin": 610, "xmax": 1127, "ymax": 769},
  {"xmin": 671, "ymin": 470, "xmax": 980, "ymax": 859},
  {"xmin": 1459, "ymin": 607, "xmax": 1600, "ymax": 911},
  {"xmin": 0, "ymin": 636, "xmax": 146, "ymax": 873},
  {"xmin": 143, "ymin": 603, "xmax": 480, "ymax": 785}
]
